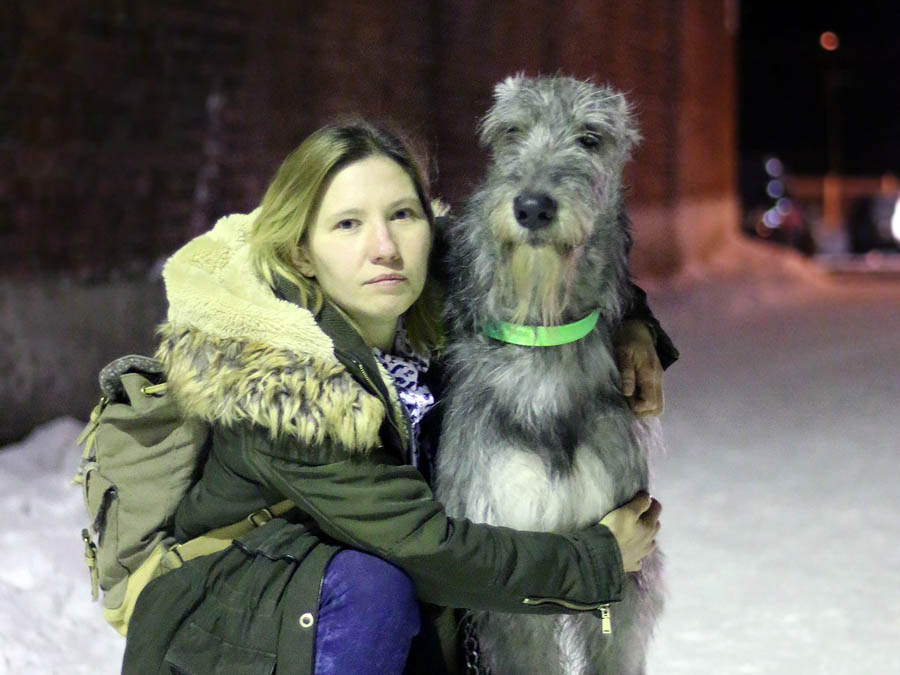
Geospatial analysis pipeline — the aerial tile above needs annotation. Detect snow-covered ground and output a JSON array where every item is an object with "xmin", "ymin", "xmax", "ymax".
[
  {"xmin": 646, "ymin": 274, "xmax": 900, "ymax": 674},
  {"xmin": 0, "ymin": 418, "xmax": 125, "ymax": 674},
  {"xmin": 1, "ymin": 272, "xmax": 898, "ymax": 674}
]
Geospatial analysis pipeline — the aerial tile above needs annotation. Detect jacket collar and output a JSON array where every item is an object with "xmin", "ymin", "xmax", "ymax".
[
  {"xmin": 271, "ymin": 274, "xmax": 384, "ymax": 395},
  {"xmin": 272, "ymin": 273, "xmax": 409, "ymax": 455},
  {"xmin": 157, "ymin": 210, "xmax": 407, "ymax": 457}
]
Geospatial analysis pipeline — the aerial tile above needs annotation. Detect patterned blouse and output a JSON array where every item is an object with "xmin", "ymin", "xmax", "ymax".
[{"xmin": 372, "ymin": 317, "xmax": 436, "ymax": 472}]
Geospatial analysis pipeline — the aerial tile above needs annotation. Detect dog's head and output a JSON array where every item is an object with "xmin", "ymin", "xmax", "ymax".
[
  {"xmin": 465, "ymin": 74, "xmax": 640, "ymax": 325},
  {"xmin": 480, "ymin": 73, "xmax": 640, "ymax": 162}
]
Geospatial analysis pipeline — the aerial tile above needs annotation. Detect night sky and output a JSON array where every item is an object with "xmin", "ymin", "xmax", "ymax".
[{"xmin": 739, "ymin": 1, "xmax": 900, "ymax": 176}]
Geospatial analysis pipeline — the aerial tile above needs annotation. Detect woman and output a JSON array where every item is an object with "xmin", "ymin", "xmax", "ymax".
[{"xmin": 123, "ymin": 120, "xmax": 673, "ymax": 674}]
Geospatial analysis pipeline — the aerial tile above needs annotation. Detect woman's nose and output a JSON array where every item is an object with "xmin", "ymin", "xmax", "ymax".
[{"xmin": 369, "ymin": 220, "xmax": 401, "ymax": 264}]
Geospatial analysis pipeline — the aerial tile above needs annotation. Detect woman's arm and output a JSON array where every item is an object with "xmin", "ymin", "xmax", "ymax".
[
  {"xmin": 623, "ymin": 283, "xmax": 679, "ymax": 370},
  {"xmin": 616, "ymin": 283, "xmax": 678, "ymax": 416},
  {"xmin": 239, "ymin": 428, "xmax": 626, "ymax": 615}
]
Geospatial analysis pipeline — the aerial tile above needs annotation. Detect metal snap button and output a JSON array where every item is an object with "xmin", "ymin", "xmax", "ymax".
[{"xmin": 298, "ymin": 612, "xmax": 315, "ymax": 628}]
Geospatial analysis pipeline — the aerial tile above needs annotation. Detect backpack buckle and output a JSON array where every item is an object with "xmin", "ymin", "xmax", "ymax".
[
  {"xmin": 82, "ymin": 528, "xmax": 99, "ymax": 601},
  {"xmin": 247, "ymin": 507, "xmax": 274, "ymax": 528}
]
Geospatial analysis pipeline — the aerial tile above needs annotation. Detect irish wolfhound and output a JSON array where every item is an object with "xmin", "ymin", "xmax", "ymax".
[{"xmin": 435, "ymin": 75, "xmax": 664, "ymax": 674}]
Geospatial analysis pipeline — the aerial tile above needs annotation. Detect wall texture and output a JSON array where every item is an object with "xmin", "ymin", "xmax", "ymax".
[
  {"xmin": 0, "ymin": 0, "xmax": 738, "ymax": 439},
  {"xmin": 2, "ymin": 0, "xmax": 737, "ymax": 278}
]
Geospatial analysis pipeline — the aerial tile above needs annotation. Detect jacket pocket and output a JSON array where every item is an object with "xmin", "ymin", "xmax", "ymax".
[{"xmin": 164, "ymin": 621, "xmax": 276, "ymax": 674}]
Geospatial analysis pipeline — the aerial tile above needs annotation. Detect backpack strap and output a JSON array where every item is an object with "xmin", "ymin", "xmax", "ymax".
[
  {"xmin": 102, "ymin": 498, "xmax": 297, "ymax": 636},
  {"xmin": 162, "ymin": 499, "xmax": 296, "ymax": 569}
]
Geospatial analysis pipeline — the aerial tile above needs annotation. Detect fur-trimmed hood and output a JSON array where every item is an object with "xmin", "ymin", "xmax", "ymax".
[{"xmin": 157, "ymin": 210, "xmax": 399, "ymax": 454}]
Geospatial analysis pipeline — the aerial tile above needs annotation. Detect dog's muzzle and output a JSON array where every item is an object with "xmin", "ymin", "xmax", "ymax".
[{"xmin": 513, "ymin": 191, "xmax": 557, "ymax": 230}]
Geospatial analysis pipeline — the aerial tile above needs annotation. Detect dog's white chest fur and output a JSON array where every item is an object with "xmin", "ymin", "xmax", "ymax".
[{"xmin": 477, "ymin": 444, "xmax": 618, "ymax": 531}]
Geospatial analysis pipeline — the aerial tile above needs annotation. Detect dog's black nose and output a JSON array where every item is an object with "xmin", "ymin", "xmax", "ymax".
[{"xmin": 513, "ymin": 192, "xmax": 557, "ymax": 230}]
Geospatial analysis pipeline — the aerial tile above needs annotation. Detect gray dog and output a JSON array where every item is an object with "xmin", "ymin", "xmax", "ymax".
[{"xmin": 435, "ymin": 75, "xmax": 664, "ymax": 674}]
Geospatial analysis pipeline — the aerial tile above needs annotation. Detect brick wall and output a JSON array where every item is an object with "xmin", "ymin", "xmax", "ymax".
[
  {"xmin": 2, "ymin": 2, "xmax": 252, "ymax": 274},
  {"xmin": 2, "ymin": 0, "xmax": 736, "ymax": 279}
]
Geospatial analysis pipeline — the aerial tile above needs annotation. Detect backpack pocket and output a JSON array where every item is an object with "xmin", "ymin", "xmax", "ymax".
[{"xmin": 82, "ymin": 463, "xmax": 127, "ymax": 589}]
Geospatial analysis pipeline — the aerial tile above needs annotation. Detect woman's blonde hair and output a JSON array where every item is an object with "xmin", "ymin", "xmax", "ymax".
[{"xmin": 250, "ymin": 119, "xmax": 444, "ymax": 354}]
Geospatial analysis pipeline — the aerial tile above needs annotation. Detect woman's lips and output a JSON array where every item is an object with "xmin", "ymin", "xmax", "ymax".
[{"xmin": 365, "ymin": 274, "xmax": 407, "ymax": 285}]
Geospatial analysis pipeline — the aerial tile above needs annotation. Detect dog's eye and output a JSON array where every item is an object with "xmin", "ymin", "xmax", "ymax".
[
  {"xmin": 504, "ymin": 126, "xmax": 521, "ymax": 137},
  {"xmin": 577, "ymin": 133, "xmax": 602, "ymax": 150}
]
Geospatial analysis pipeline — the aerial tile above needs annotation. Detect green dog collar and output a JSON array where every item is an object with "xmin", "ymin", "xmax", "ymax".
[{"xmin": 482, "ymin": 310, "xmax": 600, "ymax": 347}]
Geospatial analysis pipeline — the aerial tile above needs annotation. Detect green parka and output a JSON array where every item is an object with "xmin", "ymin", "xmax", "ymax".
[{"xmin": 122, "ymin": 211, "xmax": 676, "ymax": 674}]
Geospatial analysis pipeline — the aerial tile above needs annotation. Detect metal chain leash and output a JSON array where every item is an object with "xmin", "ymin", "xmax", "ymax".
[{"xmin": 462, "ymin": 612, "xmax": 491, "ymax": 675}]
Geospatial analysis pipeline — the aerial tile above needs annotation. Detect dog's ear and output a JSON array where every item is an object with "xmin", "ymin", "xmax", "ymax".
[
  {"xmin": 478, "ymin": 73, "xmax": 527, "ymax": 149},
  {"xmin": 609, "ymin": 91, "xmax": 642, "ymax": 156},
  {"xmin": 493, "ymin": 72, "xmax": 526, "ymax": 101}
]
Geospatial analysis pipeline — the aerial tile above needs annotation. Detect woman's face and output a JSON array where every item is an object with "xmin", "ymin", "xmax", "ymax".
[{"xmin": 297, "ymin": 155, "xmax": 431, "ymax": 343}]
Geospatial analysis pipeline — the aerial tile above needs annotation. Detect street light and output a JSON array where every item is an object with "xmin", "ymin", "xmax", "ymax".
[
  {"xmin": 820, "ymin": 31, "xmax": 842, "ymax": 236},
  {"xmin": 819, "ymin": 31, "xmax": 839, "ymax": 51},
  {"xmin": 820, "ymin": 31, "xmax": 840, "ymax": 173}
]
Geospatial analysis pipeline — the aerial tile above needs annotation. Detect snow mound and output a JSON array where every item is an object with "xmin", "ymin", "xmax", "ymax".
[
  {"xmin": 0, "ymin": 417, "xmax": 85, "ymax": 477},
  {"xmin": 0, "ymin": 417, "xmax": 124, "ymax": 674}
]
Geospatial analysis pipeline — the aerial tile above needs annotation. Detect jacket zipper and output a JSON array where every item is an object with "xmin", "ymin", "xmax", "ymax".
[
  {"xmin": 313, "ymin": 552, "xmax": 330, "ymax": 628},
  {"xmin": 599, "ymin": 604, "xmax": 612, "ymax": 634},
  {"xmin": 521, "ymin": 597, "xmax": 613, "ymax": 634},
  {"xmin": 342, "ymin": 353, "xmax": 409, "ymax": 454}
]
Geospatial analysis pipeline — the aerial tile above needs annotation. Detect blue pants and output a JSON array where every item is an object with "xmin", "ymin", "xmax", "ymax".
[{"xmin": 313, "ymin": 550, "xmax": 421, "ymax": 674}]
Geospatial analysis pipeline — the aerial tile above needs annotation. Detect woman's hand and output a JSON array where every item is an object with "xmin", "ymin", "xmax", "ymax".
[
  {"xmin": 614, "ymin": 319, "xmax": 664, "ymax": 417},
  {"xmin": 599, "ymin": 492, "xmax": 661, "ymax": 572}
]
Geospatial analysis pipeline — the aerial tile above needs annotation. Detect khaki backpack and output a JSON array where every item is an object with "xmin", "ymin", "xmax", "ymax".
[{"xmin": 74, "ymin": 355, "xmax": 291, "ymax": 636}]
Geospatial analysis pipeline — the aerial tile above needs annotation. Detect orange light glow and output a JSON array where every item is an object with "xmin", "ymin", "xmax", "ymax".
[{"xmin": 819, "ymin": 31, "xmax": 839, "ymax": 51}]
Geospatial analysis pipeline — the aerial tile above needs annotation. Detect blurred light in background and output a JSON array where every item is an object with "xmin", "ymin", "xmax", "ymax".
[
  {"xmin": 763, "ymin": 208, "xmax": 782, "ymax": 229},
  {"xmin": 764, "ymin": 157, "xmax": 784, "ymax": 177},
  {"xmin": 775, "ymin": 197, "xmax": 793, "ymax": 215},
  {"xmin": 766, "ymin": 179, "xmax": 785, "ymax": 199},
  {"xmin": 819, "ymin": 31, "xmax": 839, "ymax": 51},
  {"xmin": 891, "ymin": 197, "xmax": 900, "ymax": 242}
]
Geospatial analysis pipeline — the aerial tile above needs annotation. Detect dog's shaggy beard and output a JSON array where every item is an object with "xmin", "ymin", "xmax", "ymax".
[
  {"xmin": 499, "ymin": 243, "xmax": 573, "ymax": 325},
  {"xmin": 488, "ymin": 200, "xmax": 591, "ymax": 325}
]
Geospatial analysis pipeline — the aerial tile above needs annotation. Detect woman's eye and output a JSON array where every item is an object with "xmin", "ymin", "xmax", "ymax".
[
  {"xmin": 335, "ymin": 219, "xmax": 357, "ymax": 230},
  {"xmin": 392, "ymin": 208, "xmax": 412, "ymax": 220}
]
